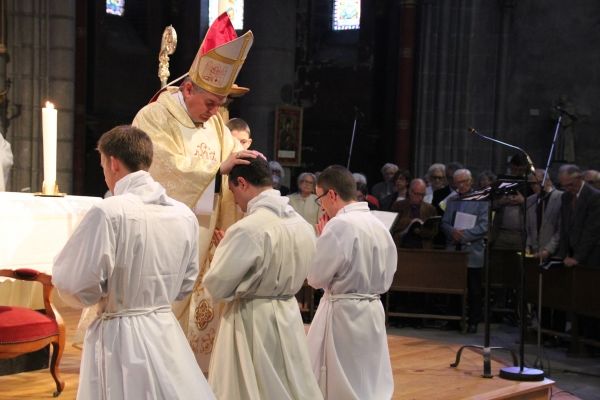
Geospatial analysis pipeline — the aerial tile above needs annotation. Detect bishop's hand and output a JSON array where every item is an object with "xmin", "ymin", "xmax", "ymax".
[{"xmin": 220, "ymin": 150, "xmax": 265, "ymax": 174}]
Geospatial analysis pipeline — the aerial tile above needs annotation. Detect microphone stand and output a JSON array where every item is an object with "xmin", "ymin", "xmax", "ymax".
[
  {"xmin": 346, "ymin": 108, "xmax": 360, "ymax": 169},
  {"xmin": 469, "ymin": 128, "xmax": 544, "ymax": 381},
  {"xmin": 532, "ymin": 114, "xmax": 562, "ymax": 370},
  {"xmin": 450, "ymin": 184, "xmax": 517, "ymax": 378}
]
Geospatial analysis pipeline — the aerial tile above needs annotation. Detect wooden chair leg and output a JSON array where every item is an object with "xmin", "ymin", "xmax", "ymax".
[{"xmin": 50, "ymin": 338, "xmax": 65, "ymax": 397}]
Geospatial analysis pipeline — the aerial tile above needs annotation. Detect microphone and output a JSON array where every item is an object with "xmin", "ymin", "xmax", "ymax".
[
  {"xmin": 555, "ymin": 105, "xmax": 577, "ymax": 121},
  {"xmin": 468, "ymin": 127, "xmax": 536, "ymax": 175}
]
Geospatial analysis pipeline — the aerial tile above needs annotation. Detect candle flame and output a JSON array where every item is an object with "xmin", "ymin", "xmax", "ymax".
[{"xmin": 45, "ymin": 101, "xmax": 55, "ymax": 109}]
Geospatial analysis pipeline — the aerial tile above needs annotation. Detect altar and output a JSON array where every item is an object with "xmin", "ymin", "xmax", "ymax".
[{"xmin": 0, "ymin": 192, "xmax": 102, "ymax": 308}]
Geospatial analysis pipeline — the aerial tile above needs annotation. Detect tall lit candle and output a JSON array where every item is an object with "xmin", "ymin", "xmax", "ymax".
[{"xmin": 42, "ymin": 101, "xmax": 57, "ymax": 195}]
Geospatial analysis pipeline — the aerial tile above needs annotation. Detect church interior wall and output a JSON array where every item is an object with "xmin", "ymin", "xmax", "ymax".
[{"xmin": 1, "ymin": 0, "xmax": 598, "ymax": 195}]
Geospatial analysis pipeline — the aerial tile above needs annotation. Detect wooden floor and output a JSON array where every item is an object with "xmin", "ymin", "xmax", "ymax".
[{"xmin": 0, "ymin": 306, "xmax": 574, "ymax": 400}]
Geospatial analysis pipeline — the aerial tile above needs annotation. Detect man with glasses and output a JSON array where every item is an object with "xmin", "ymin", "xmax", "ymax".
[
  {"xmin": 424, "ymin": 163, "xmax": 446, "ymax": 204},
  {"xmin": 432, "ymin": 161, "xmax": 464, "ymax": 215},
  {"xmin": 557, "ymin": 164, "xmax": 600, "ymax": 267},
  {"xmin": 390, "ymin": 178, "xmax": 438, "ymax": 248},
  {"xmin": 307, "ymin": 165, "xmax": 397, "ymax": 399},
  {"xmin": 441, "ymin": 169, "xmax": 489, "ymax": 333},
  {"xmin": 288, "ymin": 172, "xmax": 322, "ymax": 226}
]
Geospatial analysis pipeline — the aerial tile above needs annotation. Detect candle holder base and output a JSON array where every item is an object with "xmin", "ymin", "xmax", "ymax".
[
  {"xmin": 34, "ymin": 192, "xmax": 66, "ymax": 197},
  {"xmin": 35, "ymin": 183, "xmax": 66, "ymax": 197}
]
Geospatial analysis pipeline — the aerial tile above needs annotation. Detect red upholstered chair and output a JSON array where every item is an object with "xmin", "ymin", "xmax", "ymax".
[{"xmin": 0, "ymin": 268, "xmax": 65, "ymax": 397}]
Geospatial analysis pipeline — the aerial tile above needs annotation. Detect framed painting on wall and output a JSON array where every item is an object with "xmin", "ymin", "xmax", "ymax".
[{"xmin": 274, "ymin": 105, "xmax": 303, "ymax": 166}]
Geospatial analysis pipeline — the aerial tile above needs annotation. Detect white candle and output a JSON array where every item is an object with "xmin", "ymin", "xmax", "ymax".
[{"xmin": 42, "ymin": 101, "xmax": 57, "ymax": 194}]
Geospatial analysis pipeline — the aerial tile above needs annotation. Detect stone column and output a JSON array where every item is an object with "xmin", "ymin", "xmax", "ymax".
[
  {"xmin": 234, "ymin": 0, "xmax": 297, "ymax": 161},
  {"xmin": 5, "ymin": 0, "xmax": 76, "ymax": 193},
  {"xmin": 394, "ymin": 0, "xmax": 418, "ymax": 170}
]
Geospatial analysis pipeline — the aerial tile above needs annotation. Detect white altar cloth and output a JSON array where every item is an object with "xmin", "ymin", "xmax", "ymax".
[{"xmin": 0, "ymin": 192, "xmax": 102, "ymax": 308}]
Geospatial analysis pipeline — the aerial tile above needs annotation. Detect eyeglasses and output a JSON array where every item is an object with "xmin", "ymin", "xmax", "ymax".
[
  {"xmin": 314, "ymin": 190, "xmax": 329, "ymax": 206},
  {"xmin": 300, "ymin": 179, "xmax": 315, "ymax": 185},
  {"xmin": 430, "ymin": 175, "xmax": 445, "ymax": 180}
]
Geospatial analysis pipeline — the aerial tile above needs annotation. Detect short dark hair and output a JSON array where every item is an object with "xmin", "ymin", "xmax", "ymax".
[
  {"xmin": 446, "ymin": 161, "xmax": 464, "ymax": 174},
  {"xmin": 477, "ymin": 169, "xmax": 497, "ymax": 183},
  {"xmin": 317, "ymin": 165, "xmax": 357, "ymax": 201},
  {"xmin": 97, "ymin": 125, "xmax": 153, "ymax": 172},
  {"xmin": 230, "ymin": 157, "xmax": 273, "ymax": 187},
  {"xmin": 509, "ymin": 153, "xmax": 528, "ymax": 167},
  {"xmin": 392, "ymin": 169, "xmax": 412, "ymax": 182}
]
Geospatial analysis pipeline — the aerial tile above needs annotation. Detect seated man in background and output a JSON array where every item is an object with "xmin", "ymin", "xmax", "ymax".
[
  {"xmin": 441, "ymin": 168, "xmax": 488, "ymax": 333},
  {"xmin": 203, "ymin": 157, "xmax": 322, "ymax": 400},
  {"xmin": 390, "ymin": 178, "xmax": 438, "ymax": 248},
  {"xmin": 53, "ymin": 125, "xmax": 214, "ymax": 399}
]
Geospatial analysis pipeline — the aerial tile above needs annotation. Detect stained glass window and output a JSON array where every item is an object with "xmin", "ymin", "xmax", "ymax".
[
  {"xmin": 106, "ymin": 0, "xmax": 125, "ymax": 16},
  {"xmin": 333, "ymin": 0, "xmax": 361, "ymax": 31},
  {"xmin": 209, "ymin": 0, "xmax": 244, "ymax": 30}
]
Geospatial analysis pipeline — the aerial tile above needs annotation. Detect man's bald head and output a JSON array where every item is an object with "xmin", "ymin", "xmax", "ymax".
[{"xmin": 408, "ymin": 178, "xmax": 427, "ymax": 205}]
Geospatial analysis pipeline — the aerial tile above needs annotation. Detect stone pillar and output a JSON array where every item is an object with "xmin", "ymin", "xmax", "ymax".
[
  {"xmin": 394, "ymin": 0, "xmax": 418, "ymax": 170},
  {"xmin": 491, "ymin": 0, "xmax": 516, "ymax": 172},
  {"xmin": 5, "ymin": 0, "xmax": 76, "ymax": 193},
  {"xmin": 234, "ymin": 0, "xmax": 297, "ymax": 160}
]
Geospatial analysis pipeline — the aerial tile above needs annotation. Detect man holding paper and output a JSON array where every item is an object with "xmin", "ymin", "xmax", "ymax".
[{"xmin": 441, "ymin": 168, "xmax": 489, "ymax": 333}]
